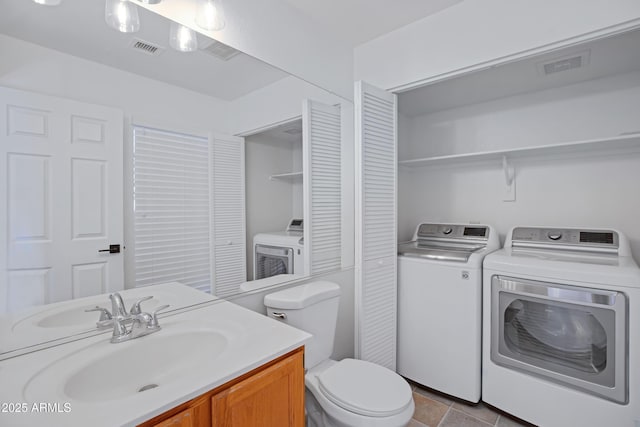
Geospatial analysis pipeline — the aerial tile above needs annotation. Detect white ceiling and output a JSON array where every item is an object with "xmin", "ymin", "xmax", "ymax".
[
  {"xmin": 0, "ymin": 0, "xmax": 289, "ymax": 101},
  {"xmin": 398, "ymin": 29, "xmax": 640, "ymax": 117},
  {"xmin": 281, "ymin": 0, "xmax": 464, "ymax": 46},
  {"xmin": 0, "ymin": 0, "xmax": 468, "ymax": 101}
]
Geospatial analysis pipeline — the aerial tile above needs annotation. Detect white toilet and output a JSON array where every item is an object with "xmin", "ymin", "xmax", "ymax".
[{"xmin": 264, "ymin": 281, "xmax": 415, "ymax": 427}]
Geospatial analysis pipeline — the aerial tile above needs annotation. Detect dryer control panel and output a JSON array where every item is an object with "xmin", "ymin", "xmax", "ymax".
[
  {"xmin": 417, "ymin": 223, "xmax": 489, "ymax": 240},
  {"xmin": 511, "ymin": 227, "xmax": 619, "ymax": 250}
]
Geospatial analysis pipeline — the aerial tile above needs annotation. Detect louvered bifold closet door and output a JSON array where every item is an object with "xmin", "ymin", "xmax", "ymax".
[
  {"xmin": 303, "ymin": 100, "xmax": 342, "ymax": 275},
  {"xmin": 211, "ymin": 135, "xmax": 246, "ymax": 298},
  {"xmin": 133, "ymin": 127, "xmax": 211, "ymax": 291},
  {"xmin": 354, "ymin": 81, "xmax": 398, "ymax": 370}
]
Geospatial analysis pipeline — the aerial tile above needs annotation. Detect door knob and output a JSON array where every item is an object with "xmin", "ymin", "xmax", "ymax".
[{"xmin": 98, "ymin": 244, "xmax": 121, "ymax": 254}]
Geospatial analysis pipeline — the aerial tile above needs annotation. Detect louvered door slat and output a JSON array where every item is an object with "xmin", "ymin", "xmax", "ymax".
[
  {"xmin": 133, "ymin": 126, "xmax": 211, "ymax": 291},
  {"xmin": 303, "ymin": 100, "xmax": 342, "ymax": 276},
  {"xmin": 211, "ymin": 135, "xmax": 246, "ymax": 298},
  {"xmin": 355, "ymin": 81, "xmax": 397, "ymax": 370}
]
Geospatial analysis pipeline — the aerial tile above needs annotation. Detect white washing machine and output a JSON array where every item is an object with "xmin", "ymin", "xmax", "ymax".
[
  {"xmin": 253, "ymin": 219, "xmax": 305, "ymax": 280},
  {"xmin": 482, "ymin": 226, "xmax": 640, "ymax": 427},
  {"xmin": 397, "ymin": 222, "xmax": 499, "ymax": 402}
]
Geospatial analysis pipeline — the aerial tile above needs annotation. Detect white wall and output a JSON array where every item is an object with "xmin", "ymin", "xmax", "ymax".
[
  {"xmin": 398, "ymin": 72, "xmax": 640, "ymax": 262},
  {"xmin": 402, "ymin": 72, "xmax": 640, "ymax": 160},
  {"xmin": 229, "ymin": 268, "xmax": 356, "ymax": 361},
  {"xmin": 0, "ymin": 34, "xmax": 235, "ymax": 288},
  {"xmin": 245, "ymin": 134, "xmax": 301, "ymax": 280},
  {"xmin": 0, "ymin": 35, "xmax": 230, "ymax": 134},
  {"xmin": 227, "ymin": 76, "xmax": 347, "ymax": 136},
  {"xmin": 354, "ymin": 0, "xmax": 640, "ymax": 91}
]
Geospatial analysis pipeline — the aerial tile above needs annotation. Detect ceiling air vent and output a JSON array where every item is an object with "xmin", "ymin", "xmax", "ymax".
[
  {"xmin": 538, "ymin": 50, "xmax": 590, "ymax": 76},
  {"xmin": 282, "ymin": 126, "xmax": 302, "ymax": 136},
  {"xmin": 199, "ymin": 39, "xmax": 240, "ymax": 61},
  {"xmin": 129, "ymin": 39, "xmax": 165, "ymax": 56}
]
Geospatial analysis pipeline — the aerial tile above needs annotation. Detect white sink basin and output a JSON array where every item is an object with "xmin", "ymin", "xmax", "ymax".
[
  {"xmin": 1, "ymin": 283, "xmax": 216, "ymax": 354},
  {"xmin": 64, "ymin": 330, "xmax": 228, "ymax": 402},
  {"xmin": 23, "ymin": 319, "xmax": 244, "ymax": 404}
]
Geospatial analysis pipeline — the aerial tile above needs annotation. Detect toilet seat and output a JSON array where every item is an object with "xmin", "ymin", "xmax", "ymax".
[{"xmin": 317, "ymin": 359, "xmax": 413, "ymax": 417}]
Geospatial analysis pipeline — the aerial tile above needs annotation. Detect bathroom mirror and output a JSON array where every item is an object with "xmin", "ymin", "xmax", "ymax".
[{"xmin": 0, "ymin": 0, "xmax": 352, "ymax": 356}]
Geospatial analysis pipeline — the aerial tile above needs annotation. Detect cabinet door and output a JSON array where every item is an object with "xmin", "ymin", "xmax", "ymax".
[
  {"xmin": 354, "ymin": 81, "xmax": 398, "ymax": 370},
  {"xmin": 211, "ymin": 134, "xmax": 246, "ymax": 298},
  {"xmin": 211, "ymin": 349, "xmax": 304, "ymax": 427},
  {"xmin": 302, "ymin": 100, "xmax": 342, "ymax": 275},
  {"xmin": 153, "ymin": 408, "xmax": 194, "ymax": 427}
]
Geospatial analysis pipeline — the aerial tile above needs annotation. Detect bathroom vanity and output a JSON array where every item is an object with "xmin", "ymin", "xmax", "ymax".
[
  {"xmin": 0, "ymin": 297, "xmax": 310, "ymax": 427},
  {"xmin": 140, "ymin": 347, "xmax": 304, "ymax": 427}
]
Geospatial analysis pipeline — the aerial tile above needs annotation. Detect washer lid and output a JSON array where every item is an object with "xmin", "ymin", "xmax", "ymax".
[{"xmin": 317, "ymin": 359, "xmax": 413, "ymax": 417}]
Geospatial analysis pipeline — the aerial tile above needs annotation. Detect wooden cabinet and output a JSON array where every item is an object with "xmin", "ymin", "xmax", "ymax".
[
  {"xmin": 139, "ymin": 347, "xmax": 304, "ymax": 427},
  {"xmin": 152, "ymin": 408, "xmax": 194, "ymax": 427}
]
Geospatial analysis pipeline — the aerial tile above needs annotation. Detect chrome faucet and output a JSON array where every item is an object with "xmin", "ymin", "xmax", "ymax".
[
  {"xmin": 110, "ymin": 301, "xmax": 170, "ymax": 344},
  {"xmin": 109, "ymin": 292, "xmax": 128, "ymax": 318},
  {"xmin": 86, "ymin": 294, "xmax": 158, "ymax": 330}
]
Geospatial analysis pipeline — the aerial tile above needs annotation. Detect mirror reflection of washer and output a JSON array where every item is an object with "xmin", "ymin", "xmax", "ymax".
[
  {"xmin": 253, "ymin": 219, "xmax": 304, "ymax": 280},
  {"xmin": 397, "ymin": 223, "xmax": 499, "ymax": 402},
  {"xmin": 483, "ymin": 227, "xmax": 640, "ymax": 427}
]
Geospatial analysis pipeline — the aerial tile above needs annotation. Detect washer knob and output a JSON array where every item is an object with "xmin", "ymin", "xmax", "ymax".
[
  {"xmin": 442, "ymin": 227, "xmax": 453, "ymax": 235},
  {"xmin": 547, "ymin": 232, "xmax": 562, "ymax": 241}
]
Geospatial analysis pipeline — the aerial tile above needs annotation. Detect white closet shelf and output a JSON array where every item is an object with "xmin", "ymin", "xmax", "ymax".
[
  {"xmin": 269, "ymin": 171, "xmax": 303, "ymax": 181},
  {"xmin": 398, "ymin": 134, "xmax": 640, "ymax": 168}
]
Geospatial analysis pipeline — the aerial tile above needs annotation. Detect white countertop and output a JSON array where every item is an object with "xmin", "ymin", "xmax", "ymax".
[{"xmin": 0, "ymin": 299, "xmax": 310, "ymax": 427}]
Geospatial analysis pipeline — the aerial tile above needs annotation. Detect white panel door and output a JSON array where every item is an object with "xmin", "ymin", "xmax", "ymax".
[
  {"xmin": 303, "ymin": 100, "xmax": 342, "ymax": 276},
  {"xmin": 354, "ymin": 81, "xmax": 398, "ymax": 370},
  {"xmin": 0, "ymin": 87, "xmax": 124, "ymax": 313},
  {"xmin": 210, "ymin": 134, "xmax": 246, "ymax": 298}
]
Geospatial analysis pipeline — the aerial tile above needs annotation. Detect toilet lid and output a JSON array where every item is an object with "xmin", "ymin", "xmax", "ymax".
[{"xmin": 317, "ymin": 359, "xmax": 413, "ymax": 417}]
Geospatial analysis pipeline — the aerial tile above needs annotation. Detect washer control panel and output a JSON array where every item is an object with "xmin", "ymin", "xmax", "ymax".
[
  {"xmin": 511, "ymin": 227, "xmax": 619, "ymax": 248},
  {"xmin": 417, "ymin": 223, "xmax": 489, "ymax": 240}
]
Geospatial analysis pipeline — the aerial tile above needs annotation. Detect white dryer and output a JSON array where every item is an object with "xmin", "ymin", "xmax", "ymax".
[
  {"xmin": 397, "ymin": 222, "xmax": 499, "ymax": 402},
  {"xmin": 482, "ymin": 227, "xmax": 640, "ymax": 427},
  {"xmin": 253, "ymin": 219, "xmax": 304, "ymax": 280}
]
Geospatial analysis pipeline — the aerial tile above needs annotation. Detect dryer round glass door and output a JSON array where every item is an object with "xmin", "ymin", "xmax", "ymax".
[{"xmin": 490, "ymin": 275, "xmax": 627, "ymax": 404}]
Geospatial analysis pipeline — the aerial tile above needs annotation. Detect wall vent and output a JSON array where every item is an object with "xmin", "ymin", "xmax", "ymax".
[
  {"xmin": 538, "ymin": 50, "xmax": 590, "ymax": 76},
  {"xmin": 199, "ymin": 39, "xmax": 240, "ymax": 61},
  {"xmin": 129, "ymin": 39, "xmax": 165, "ymax": 56}
]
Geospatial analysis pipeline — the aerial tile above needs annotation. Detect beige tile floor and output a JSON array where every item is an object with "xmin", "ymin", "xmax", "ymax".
[{"xmin": 408, "ymin": 382, "xmax": 537, "ymax": 427}]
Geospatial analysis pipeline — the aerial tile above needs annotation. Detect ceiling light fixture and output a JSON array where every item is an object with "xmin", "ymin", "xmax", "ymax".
[
  {"xmin": 169, "ymin": 23, "xmax": 198, "ymax": 53},
  {"xmin": 105, "ymin": 0, "xmax": 140, "ymax": 33},
  {"xmin": 32, "ymin": 0, "xmax": 62, "ymax": 5},
  {"xmin": 195, "ymin": 0, "xmax": 225, "ymax": 31}
]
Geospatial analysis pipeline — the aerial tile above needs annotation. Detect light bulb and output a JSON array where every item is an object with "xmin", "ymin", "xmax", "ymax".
[
  {"xmin": 33, "ymin": 0, "xmax": 62, "ymax": 5},
  {"xmin": 105, "ymin": 0, "xmax": 140, "ymax": 33},
  {"xmin": 169, "ymin": 22, "xmax": 198, "ymax": 53},
  {"xmin": 195, "ymin": 0, "xmax": 225, "ymax": 31}
]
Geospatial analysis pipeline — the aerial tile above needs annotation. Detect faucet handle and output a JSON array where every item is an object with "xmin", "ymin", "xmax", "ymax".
[
  {"xmin": 85, "ymin": 306, "xmax": 112, "ymax": 322},
  {"xmin": 129, "ymin": 296, "xmax": 153, "ymax": 315},
  {"xmin": 148, "ymin": 304, "xmax": 171, "ymax": 329}
]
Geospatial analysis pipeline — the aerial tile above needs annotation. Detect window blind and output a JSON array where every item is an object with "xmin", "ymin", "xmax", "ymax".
[{"xmin": 133, "ymin": 126, "xmax": 211, "ymax": 292}]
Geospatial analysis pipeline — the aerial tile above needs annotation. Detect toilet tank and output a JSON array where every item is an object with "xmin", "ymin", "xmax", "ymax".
[{"xmin": 264, "ymin": 281, "xmax": 341, "ymax": 369}]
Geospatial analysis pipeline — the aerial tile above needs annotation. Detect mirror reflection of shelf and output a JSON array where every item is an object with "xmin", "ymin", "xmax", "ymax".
[
  {"xmin": 398, "ymin": 134, "xmax": 640, "ymax": 168},
  {"xmin": 269, "ymin": 171, "xmax": 303, "ymax": 181}
]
